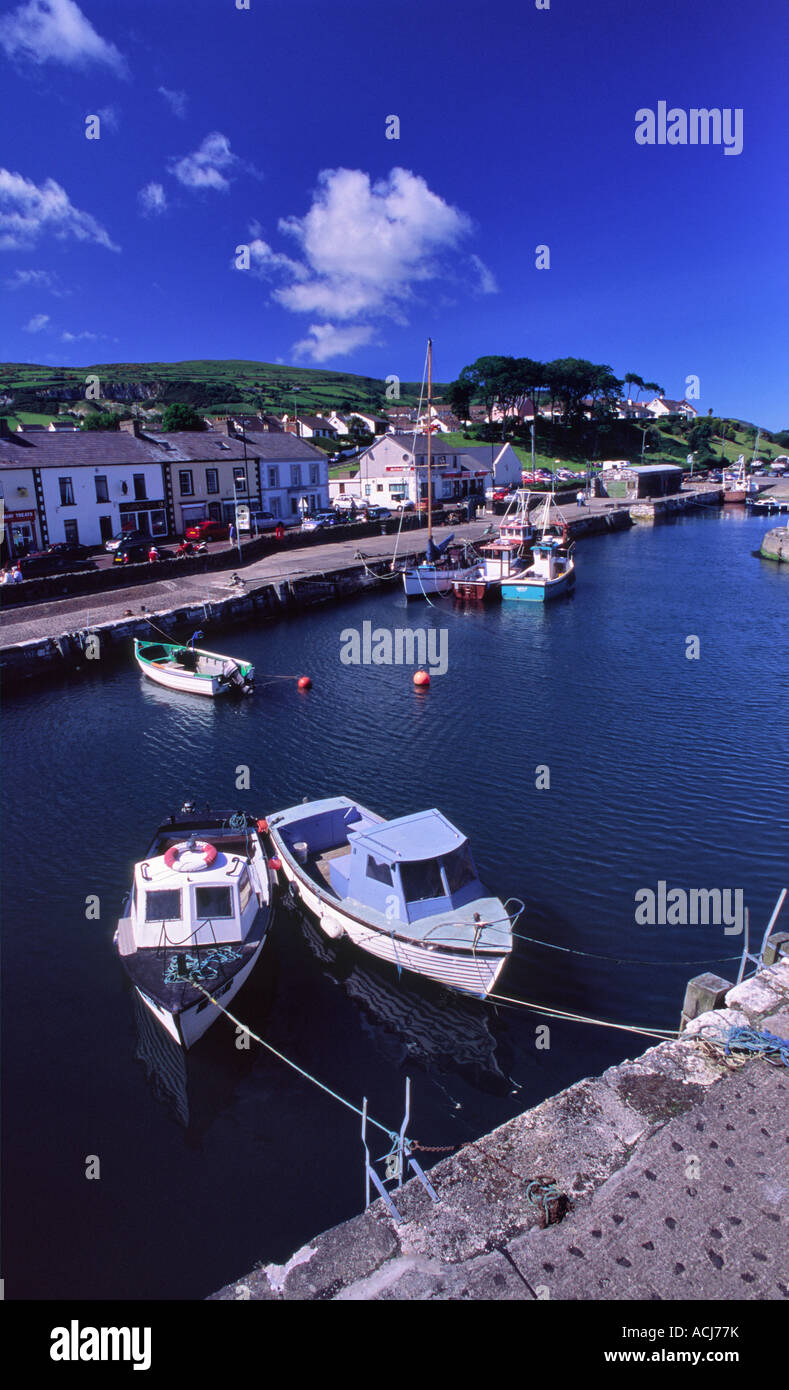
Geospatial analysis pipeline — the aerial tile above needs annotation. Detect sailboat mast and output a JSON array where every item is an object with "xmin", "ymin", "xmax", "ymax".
[{"xmin": 427, "ymin": 338, "xmax": 433, "ymax": 543}]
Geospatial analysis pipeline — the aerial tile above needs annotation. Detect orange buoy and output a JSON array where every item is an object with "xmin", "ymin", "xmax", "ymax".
[
  {"xmin": 257, "ymin": 818, "xmax": 269, "ymax": 834},
  {"xmin": 297, "ymin": 676, "xmax": 312, "ymax": 690},
  {"xmin": 413, "ymin": 670, "xmax": 430, "ymax": 688},
  {"xmin": 268, "ymin": 856, "xmax": 282, "ymax": 872}
]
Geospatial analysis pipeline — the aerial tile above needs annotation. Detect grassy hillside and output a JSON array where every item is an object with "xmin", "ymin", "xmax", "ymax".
[{"xmin": 0, "ymin": 359, "xmax": 440, "ymax": 419}]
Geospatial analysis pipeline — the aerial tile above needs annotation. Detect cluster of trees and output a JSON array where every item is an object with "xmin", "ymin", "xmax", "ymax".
[{"xmin": 445, "ymin": 356, "xmax": 653, "ymax": 434}]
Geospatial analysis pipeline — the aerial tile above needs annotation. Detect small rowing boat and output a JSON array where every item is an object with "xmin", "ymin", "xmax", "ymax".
[{"xmin": 134, "ymin": 634, "xmax": 254, "ymax": 696}]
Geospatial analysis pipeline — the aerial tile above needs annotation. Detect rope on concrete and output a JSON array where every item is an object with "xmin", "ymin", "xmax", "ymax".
[{"xmin": 696, "ymin": 1023, "xmax": 789, "ymax": 1067}]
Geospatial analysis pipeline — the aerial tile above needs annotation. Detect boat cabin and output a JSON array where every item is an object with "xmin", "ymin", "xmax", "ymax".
[
  {"xmin": 126, "ymin": 838, "xmax": 258, "ymax": 949},
  {"xmin": 279, "ymin": 803, "xmax": 486, "ymax": 926}
]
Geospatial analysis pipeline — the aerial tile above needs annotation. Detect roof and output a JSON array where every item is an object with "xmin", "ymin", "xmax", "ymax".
[
  {"xmin": 350, "ymin": 809, "xmax": 467, "ymax": 862},
  {"xmin": 608, "ymin": 463, "xmax": 683, "ymax": 474},
  {"xmin": 240, "ymin": 431, "xmax": 326, "ymax": 461},
  {"xmin": 0, "ymin": 426, "xmax": 327, "ymax": 469}
]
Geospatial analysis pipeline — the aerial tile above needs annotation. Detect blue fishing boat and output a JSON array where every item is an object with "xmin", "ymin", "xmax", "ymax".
[
  {"xmin": 500, "ymin": 536, "xmax": 576, "ymax": 602},
  {"xmin": 266, "ymin": 796, "xmax": 523, "ymax": 996}
]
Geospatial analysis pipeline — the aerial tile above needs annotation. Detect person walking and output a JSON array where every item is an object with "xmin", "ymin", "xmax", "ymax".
[{"xmin": 228, "ymin": 522, "xmax": 236, "ymax": 546}]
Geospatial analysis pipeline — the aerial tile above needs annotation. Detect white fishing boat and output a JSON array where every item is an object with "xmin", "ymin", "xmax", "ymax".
[
  {"xmin": 266, "ymin": 796, "xmax": 523, "ymax": 997},
  {"xmin": 134, "ymin": 634, "xmax": 254, "ymax": 696},
  {"xmin": 402, "ymin": 338, "xmax": 478, "ymax": 598},
  {"xmin": 723, "ymin": 454, "xmax": 759, "ymax": 504},
  {"xmin": 114, "ymin": 807, "xmax": 274, "ymax": 1048}
]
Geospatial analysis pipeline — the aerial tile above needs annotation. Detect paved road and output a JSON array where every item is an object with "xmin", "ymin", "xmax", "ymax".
[{"xmin": 0, "ymin": 519, "xmax": 493, "ymax": 646}]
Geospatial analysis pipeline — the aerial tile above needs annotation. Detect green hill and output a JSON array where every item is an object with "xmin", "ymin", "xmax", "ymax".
[{"xmin": 0, "ymin": 358, "xmax": 437, "ymax": 419}]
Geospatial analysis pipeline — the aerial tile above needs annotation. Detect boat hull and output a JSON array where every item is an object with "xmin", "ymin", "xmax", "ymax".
[
  {"xmin": 402, "ymin": 565, "xmax": 474, "ymax": 597},
  {"xmin": 132, "ymin": 936, "xmax": 265, "ymax": 1048},
  {"xmin": 274, "ymin": 846, "xmax": 507, "ymax": 997},
  {"xmin": 501, "ymin": 568, "xmax": 575, "ymax": 602}
]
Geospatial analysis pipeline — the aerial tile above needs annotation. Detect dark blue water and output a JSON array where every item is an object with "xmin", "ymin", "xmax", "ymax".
[{"xmin": 3, "ymin": 509, "xmax": 788, "ymax": 1299}]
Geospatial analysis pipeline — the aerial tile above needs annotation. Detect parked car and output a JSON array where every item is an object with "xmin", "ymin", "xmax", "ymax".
[
  {"xmin": 238, "ymin": 509, "xmax": 278, "ymax": 534},
  {"xmin": 393, "ymin": 499, "xmax": 415, "ymax": 511},
  {"xmin": 105, "ymin": 529, "xmax": 147, "ymax": 553},
  {"xmin": 113, "ymin": 539, "xmax": 161, "ymax": 565},
  {"xmin": 302, "ymin": 511, "xmax": 342, "ymax": 532},
  {"xmin": 184, "ymin": 519, "xmax": 230, "ymax": 542},
  {"xmin": 333, "ymin": 497, "xmax": 360, "ymax": 514},
  {"xmin": 359, "ymin": 505, "xmax": 392, "ymax": 521},
  {"xmin": 18, "ymin": 547, "xmax": 95, "ymax": 578}
]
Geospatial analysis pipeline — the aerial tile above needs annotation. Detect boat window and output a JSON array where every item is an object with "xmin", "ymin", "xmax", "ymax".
[
  {"xmin": 366, "ymin": 854, "xmax": 393, "ymax": 886},
  {"xmin": 145, "ymin": 889, "xmax": 181, "ymax": 922},
  {"xmin": 400, "ymin": 858, "xmax": 444, "ymax": 903},
  {"xmin": 442, "ymin": 843, "xmax": 477, "ymax": 894},
  {"xmin": 195, "ymin": 885, "xmax": 234, "ymax": 918},
  {"xmin": 238, "ymin": 870, "xmax": 253, "ymax": 911}
]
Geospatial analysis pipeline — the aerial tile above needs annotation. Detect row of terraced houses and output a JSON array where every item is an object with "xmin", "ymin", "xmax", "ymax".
[{"xmin": 0, "ymin": 417, "xmax": 330, "ymax": 557}]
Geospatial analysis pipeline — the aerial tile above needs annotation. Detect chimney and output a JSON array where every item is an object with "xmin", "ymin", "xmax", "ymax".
[
  {"xmin": 0, "ymin": 416, "xmax": 11, "ymax": 437},
  {"xmin": 217, "ymin": 417, "xmax": 236, "ymax": 437},
  {"xmin": 119, "ymin": 418, "xmax": 143, "ymax": 437}
]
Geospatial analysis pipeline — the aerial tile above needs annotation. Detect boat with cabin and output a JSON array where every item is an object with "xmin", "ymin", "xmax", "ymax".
[
  {"xmin": 402, "ymin": 339, "xmax": 478, "ymax": 598},
  {"xmin": 114, "ymin": 806, "xmax": 274, "ymax": 1047},
  {"xmin": 453, "ymin": 492, "xmax": 534, "ymax": 601},
  {"xmin": 500, "ymin": 535, "xmax": 576, "ymax": 602},
  {"xmin": 723, "ymin": 455, "xmax": 759, "ymax": 504},
  {"xmin": 265, "ymin": 796, "xmax": 523, "ymax": 996},
  {"xmin": 134, "ymin": 633, "xmax": 254, "ymax": 696}
]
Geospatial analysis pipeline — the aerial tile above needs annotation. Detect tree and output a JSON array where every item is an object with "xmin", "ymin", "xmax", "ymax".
[
  {"xmin": 445, "ymin": 377, "xmax": 473, "ymax": 422},
  {"xmin": 80, "ymin": 412, "xmax": 119, "ymax": 431},
  {"xmin": 161, "ymin": 403, "xmax": 205, "ymax": 432},
  {"xmin": 623, "ymin": 372, "xmax": 645, "ymax": 402}
]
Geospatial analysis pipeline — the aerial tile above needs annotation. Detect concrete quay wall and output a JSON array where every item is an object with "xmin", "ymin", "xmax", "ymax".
[
  {"xmin": 0, "ymin": 557, "xmax": 404, "ymax": 691},
  {"xmin": 210, "ymin": 957, "xmax": 789, "ymax": 1302}
]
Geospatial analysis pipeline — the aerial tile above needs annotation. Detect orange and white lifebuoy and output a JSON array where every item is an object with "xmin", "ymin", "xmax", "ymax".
[{"xmin": 163, "ymin": 840, "xmax": 218, "ymax": 872}]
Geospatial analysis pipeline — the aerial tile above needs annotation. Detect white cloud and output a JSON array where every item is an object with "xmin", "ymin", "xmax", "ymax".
[
  {"xmin": 61, "ymin": 328, "xmax": 98, "ymax": 341},
  {"xmin": 244, "ymin": 237, "xmax": 306, "ymax": 281},
  {"xmin": 170, "ymin": 132, "xmax": 238, "ymax": 191},
  {"xmin": 5, "ymin": 267, "xmax": 68, "ymax": 294},
  {"xmin": 274, "ymin": 167, "xmax": 472, "ymax": 321},
  {"xmin": 292, "ymin": 322, "xmax": 377, "ymax": 364},
  {"xmin": 0, "ymin": 168, "xmax": 119, "ymax": 251},
  {"xmin": 470, "ymin": 253, "xmax": 498, "ymax": 295},
  {"xmin": 24, "ymin": 312, "xmax": 50, "ymax": 332},
  {"xmin": 97, "ymin": 104, "xmax": 119, "ymax": 132},
  {"xmin": 0, "ymin": 0, "xmax": 127, "ymax": 75},
  {"xmin": 138, "ymin": 182, "xmax": 167, "ymax": 216},
  {"xmin": 158, "ymin": 86, "xmax": 187, "ymax": 119}
]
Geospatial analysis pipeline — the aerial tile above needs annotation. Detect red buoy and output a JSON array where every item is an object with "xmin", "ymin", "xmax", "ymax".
[
  {"xmin": 268, "ymin": 856, "xmax": 282, "ymax": 872},
  {"xmin": 297, "ymin": 676, "xmax": 312, "ymax": 690},
  {"xmin": 413, "ymin": 670, "xmax": 430, "ymax": 688}
]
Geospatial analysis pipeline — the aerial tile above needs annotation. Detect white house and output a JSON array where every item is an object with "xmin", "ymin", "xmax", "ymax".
[
  {"xmin": 646, "ymin": 398, "xmax": 698, "ymax": 420},
  {"xmin": 351, "ymin": 434, "xmax": 520, "ymax": 509}
]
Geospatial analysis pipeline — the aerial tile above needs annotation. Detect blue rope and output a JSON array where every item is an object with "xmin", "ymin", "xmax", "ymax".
[{"xmin": 705, "ymin": 1025, "xmax": 789, "ymax": 1068}]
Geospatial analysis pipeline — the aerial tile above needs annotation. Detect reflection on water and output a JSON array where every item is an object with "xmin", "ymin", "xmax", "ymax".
[{"xmin": 298, "ymin": 914, "xmax": 517, "ymax": 1096}]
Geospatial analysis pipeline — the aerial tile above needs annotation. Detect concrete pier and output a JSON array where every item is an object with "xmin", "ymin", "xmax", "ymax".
[{"xmin": 210, "ymin": 957, "xmax": 789, "ymax": 1301}]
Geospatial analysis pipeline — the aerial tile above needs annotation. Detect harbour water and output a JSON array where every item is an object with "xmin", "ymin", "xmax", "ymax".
[{"xmin": 3, "ymin": 508, "xmax": 788, "ymax": 1299}]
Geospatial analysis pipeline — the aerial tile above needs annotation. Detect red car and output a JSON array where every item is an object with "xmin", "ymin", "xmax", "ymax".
[{"xmin": 184, "ymin": 519, "xmax": 230, "ymax": 542}]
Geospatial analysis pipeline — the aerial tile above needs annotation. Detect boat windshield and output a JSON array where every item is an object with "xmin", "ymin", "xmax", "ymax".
[
  {"xmin": 442, "ymin": 843, "xmax": 476, "ymax": 894},
  {"xmin": 400, "ymin": 857, "xmax": 444, "ymax": 903}
]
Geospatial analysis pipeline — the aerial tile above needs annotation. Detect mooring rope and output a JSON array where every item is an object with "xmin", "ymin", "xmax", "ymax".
[
  {"xmin": 186, "ymin": 978, "xmax": 399, "ymax": 1141},
  {"xmin": 487, "ymin": 989, "xmax": 678, "ymax": 1041},
  {"xmin": 509, "ymin": 927, "xmax": 743, "ymax": 968}
]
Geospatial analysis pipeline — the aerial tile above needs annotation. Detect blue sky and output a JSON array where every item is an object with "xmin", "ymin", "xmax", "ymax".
[{"xmin": 1, "ymin": 0, "xmax": 786, "ymax": 426}]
